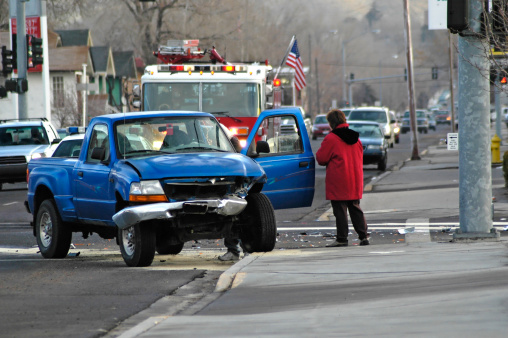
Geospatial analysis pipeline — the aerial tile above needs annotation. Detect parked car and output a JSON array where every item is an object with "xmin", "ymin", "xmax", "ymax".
[
  {"xmin": 51, "ymin": 133, "xmax": 85, "ymax": 158},
  {"xmin": 434, "ymin": 110, "xmax": 451, "ymax": 125},
  {"xmin": 348, "ymin": 120, "xmax": 388, "ymax": 171},
  {"xmin": 339, "ymin": 107, "xmax": 355, "ymax": 119},
  {"xmin": 312, "ymin": 114, "xmax": 331, "ymax": 140},
  {"xmin": 427, "ymin": 113, "xmax": 437, "ymax": 131},
  {"xmin": 26, "ymin": 109, "xmax": 315, "ymax": 267},
  {"xmin": 0, "ymin": 118, "xmax": 60, "ymax": 190},
  {"xmin": 285, "ymin": 106, "xmax": 312, "ymax": 139},
  {"xmin": 347, "ymin": 107, "xmax": 396, "ymax": 148},
  {"xmin": 401, "ymin": 110, "xmax": 429, "ymax": 134},
  {"xmin": 390, "ymin": 111, "xmax": 400, "ymax": 144}
]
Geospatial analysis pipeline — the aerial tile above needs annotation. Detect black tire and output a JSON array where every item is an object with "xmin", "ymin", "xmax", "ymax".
[
  {"xmin": 378, "ymin": 155, "xmax": 387, "ymax": 171},
  {"xmin": 156, "ymin": 228, "xmax": 184, "ymax": 255},
  {"xmin": 239, "ymin": 193, "xmax": 276, "ymax": 253},
  {"xmin": 118, "ymin": 223, "xmax": 156, "ymax": 267},
  {"xmin": 35, "ymin": 199, "xmax": 72, "ymax": 258}
]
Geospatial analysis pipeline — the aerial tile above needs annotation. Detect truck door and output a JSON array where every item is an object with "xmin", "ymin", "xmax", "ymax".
[
  {"xmin": 242, "ymin": 108, "xmax": 315, "ymax": 209},
  {"xmin": 73, "ymin": 123, "xmax": 116, "ymax": 223}
]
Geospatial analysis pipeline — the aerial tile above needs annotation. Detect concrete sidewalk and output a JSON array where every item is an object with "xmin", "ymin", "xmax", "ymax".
[{"xmin": 113, "ymin": 140, "xmax": 508, "ymax": 337}]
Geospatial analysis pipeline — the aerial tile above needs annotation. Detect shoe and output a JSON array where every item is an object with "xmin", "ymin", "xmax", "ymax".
[
  {"xmin": 359, "ymin": 238, "xmax": 370, "ymax": 246},
  {"xmin": 326, "ymin": 240, "xmax": 348, "ymax": 247},
  {"xmin": 218, "ymin": 251, "xmax": 240, "ymax": 261}
]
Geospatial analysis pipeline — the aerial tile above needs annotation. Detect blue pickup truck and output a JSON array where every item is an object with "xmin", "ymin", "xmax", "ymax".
[{"xmin": 26, "ymin": 108, "xmax": 315, "ymax": 266}]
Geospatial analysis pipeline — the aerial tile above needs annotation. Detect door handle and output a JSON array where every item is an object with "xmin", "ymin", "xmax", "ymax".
[
  {"xmin": 299, "ymin": 161, "xmax": 308, "ymax": 167},
  {"xmin": 77, "ymin": 171, "xmax": 83, "ymax": 177}
]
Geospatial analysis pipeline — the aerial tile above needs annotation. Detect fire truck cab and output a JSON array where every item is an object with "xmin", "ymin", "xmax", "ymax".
[{"xmin": 133, "ymin": 40, "xmax": 279, "ymax": 147}]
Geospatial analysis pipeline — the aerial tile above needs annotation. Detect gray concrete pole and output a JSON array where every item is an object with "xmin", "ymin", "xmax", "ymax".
[
  {"xmin": 16, "ymin": 0, "xmax": 27, "ymax": 120},
  {"xmin": 454, "ymin": 0, "xmax": 498, "ymax": 241}
]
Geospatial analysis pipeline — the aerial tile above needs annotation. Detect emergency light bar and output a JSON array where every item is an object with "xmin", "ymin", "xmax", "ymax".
[{"xmin": 157, "ymin": 64, "xmax": 248, "ymax": 73}]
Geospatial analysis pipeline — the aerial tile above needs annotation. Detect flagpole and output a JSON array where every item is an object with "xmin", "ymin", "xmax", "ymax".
[{"xmin": 274, "ymin": 35, "xmax": 295, "ymax": 80}]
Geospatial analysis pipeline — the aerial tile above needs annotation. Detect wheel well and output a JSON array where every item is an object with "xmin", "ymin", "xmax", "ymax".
[{"xmin": 33, "ymin": 185, "xmax": 54, "ymax": 218}]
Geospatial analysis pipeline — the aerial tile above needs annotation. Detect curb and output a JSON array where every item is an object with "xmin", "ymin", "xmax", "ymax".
[{"xmin": 214, "ymin": 254, "xmax": 259, "ymax": 292}]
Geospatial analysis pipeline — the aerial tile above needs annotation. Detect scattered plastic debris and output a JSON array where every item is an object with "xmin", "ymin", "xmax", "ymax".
[
  {"xmin": 70, "ymin": 243, "xmax": 76, "ymax": 249},
  {"xmin": 68, "ymin": 252, "xmax": 80, "ymax": 257},
  {"xmin": 441, "ymin": 227, "xmax": 452, "ymax": 233},
  {"xmin": 398, "ymin": 227, "xmax": 415, "ymax": 234}
]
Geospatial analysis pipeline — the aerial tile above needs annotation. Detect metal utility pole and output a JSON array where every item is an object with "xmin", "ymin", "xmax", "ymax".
[
  {"xmin": 16, "ymin": 0, "xmax": 28, "ymax": 120},
  {"xmin": 453, "ymin": 0, "xmax": 499, "ymax": 241},
  {"xmin": 402, "ymin": 0, "xmax": 420, "ymax": 160},
  {"xmin": 308, "ymin": 35, "xmax": 313, "ymax": 118},
  {"xmin": 315, "ymin": 57, "xmax": 320, "ymax": 115},
  {"xmin": 448, "ymin": 32, "xmax": 457, "ymax": 132}
]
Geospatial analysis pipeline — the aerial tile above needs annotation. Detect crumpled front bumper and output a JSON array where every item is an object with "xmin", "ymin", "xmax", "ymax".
[{"xmin": 112, "ymin": 195, "xmax": 247, "ymax": 229}]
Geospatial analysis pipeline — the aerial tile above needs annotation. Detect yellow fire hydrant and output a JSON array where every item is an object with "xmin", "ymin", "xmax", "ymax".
[{"xmin": 491, "ymin": 134, "xmax": 502, "ymax": 164}]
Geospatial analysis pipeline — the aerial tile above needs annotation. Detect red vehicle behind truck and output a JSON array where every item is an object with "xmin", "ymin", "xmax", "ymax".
[{"xmin": 133, "ymin": 40, "xmax": 282, "ymax": 148}]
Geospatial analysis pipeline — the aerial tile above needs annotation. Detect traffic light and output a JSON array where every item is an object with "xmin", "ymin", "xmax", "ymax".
[
  {"xmin": 432, "ymin": 67, "xmax": 438, "ymax": 80},
  {"xmin": 1, "ymin": 46, "xmax": 17, "ymax": 77},
  {"xmin": 350, "ymin": 73, "xmax": 354, "ymax": 80},
  {"xmin": 4, "ymin": 78, "xmax": 28, "ymax": 94},
  {"xmin": 492, "ymin": 0, "xmax": 508, "ymax": 34},
  {"xmin": 26, "ymin": 35, "xmax": 43, "ymax": 68},
  {"xmin": 404, "ymin": 68, "xmax": 407, "ymax": 81},
  {"xmin": 447, "ymin": 0, "xmax": 469, "ymax": 34}
]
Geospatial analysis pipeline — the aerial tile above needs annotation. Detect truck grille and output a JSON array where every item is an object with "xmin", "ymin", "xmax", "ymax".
[
  {"xmin": 163, "ymin": 178, "xmax": 240, "ymax": 200},
  {"xmin": 0, "ymin": 156, "xmax": 27, "ymax": 165}
]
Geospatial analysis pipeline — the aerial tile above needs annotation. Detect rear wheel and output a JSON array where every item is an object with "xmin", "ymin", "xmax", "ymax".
[
  {"xmin": 239, "ymin": 193, "xmax": 276, "ymax": 253},
  {"xmin": 35, "ymin": 199, "xmax": 72, "ymax": 258},
  {"xmin": 118, "ymin": 223, "xmax": 156, "ymax": 267}
]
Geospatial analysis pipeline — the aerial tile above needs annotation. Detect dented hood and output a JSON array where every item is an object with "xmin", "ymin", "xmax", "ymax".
[{"xmin": 121, "ymin": 152, "xmax": 265, "ymax": 180}]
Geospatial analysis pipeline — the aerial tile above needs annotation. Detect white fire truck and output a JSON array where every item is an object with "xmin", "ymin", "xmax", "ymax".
[{"xmin": 132, "ymin": 40, "xmax": 281, "ymax": 147}]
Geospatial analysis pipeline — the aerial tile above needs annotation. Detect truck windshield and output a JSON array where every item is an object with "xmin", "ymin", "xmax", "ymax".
[
  {"xmin": 115, "ymin": 115, "xmax": 235, "ymax": 157},
  {"xmin": 143, "ymin": 82, "xmax": 259, "ymax": 117}
]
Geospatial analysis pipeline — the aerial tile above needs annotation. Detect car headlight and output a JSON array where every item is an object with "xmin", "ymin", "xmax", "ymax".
[
  {"xmin": 129, "ymin": 180, "xmax": 168, "ymax": 202},
  {"xmin": 384, "ymin": 125, "xmax": 391, "ymax": 135},
  {"xmin": 30, "ymin": 153, "xmax": 46, "ymax": 160},
  {"xmin": 367, "ymin": 144, "xmax": 383, "ymax": 150},
  {"xmin": 393, "ymin": 126, "xmax": 400, "ymax": 133}
]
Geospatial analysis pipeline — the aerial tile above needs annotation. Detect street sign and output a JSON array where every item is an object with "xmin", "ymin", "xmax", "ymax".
[{"xmin": 447, "ymin": 133, "xmax": 459, "ymax": 150}]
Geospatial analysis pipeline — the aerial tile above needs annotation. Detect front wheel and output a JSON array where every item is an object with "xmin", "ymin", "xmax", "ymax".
[
  {"xmin": 35, "ymin": 199, "xmax": 72, "ymax": 258},
  {"xmin": 239, "ymin": 193, "xmax": 276, "ymax": 253},
  {"xmin": 118, "ymin": 223, "xmax": 156, "ymax": 267}
]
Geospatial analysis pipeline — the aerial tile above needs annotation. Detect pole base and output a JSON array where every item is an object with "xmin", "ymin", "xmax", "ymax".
[{"xmin": 452, "ymin": 228, "xmax": 500, "ymax": 242}]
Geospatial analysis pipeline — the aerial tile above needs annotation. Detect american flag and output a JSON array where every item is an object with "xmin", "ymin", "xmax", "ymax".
[{"xmin": 286, "ymin": 39, "xmax": 306, "ymax": 91}]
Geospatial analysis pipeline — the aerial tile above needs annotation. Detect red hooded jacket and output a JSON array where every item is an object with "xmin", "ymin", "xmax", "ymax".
[{"xmin": 316, "ymin": 123, "xmax": 364, "ymax": 201}]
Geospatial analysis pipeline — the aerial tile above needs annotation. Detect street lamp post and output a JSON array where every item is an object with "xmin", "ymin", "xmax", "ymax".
[{"xmin": 340, "ymin": 29, "xmax": 380, "ymax": 107}]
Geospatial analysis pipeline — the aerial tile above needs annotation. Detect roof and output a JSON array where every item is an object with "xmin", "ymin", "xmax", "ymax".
[
  {"xmin": 113, "ymin": 51, "xmax": 137, "ymax": 78},
  {"xmin": 49, "ymin": 46, "xmax": 93, "ymax": 72},
  {"xmin": 90, "ymin": 46, "xmax": 114, "ymax": 74},
  {"xmin": 54, "ymin": 29, "xmax": 92, "ymax": 47},
  {"xmin": 92, "ymin": 111, "xmax": 212, "ymax": 123}
]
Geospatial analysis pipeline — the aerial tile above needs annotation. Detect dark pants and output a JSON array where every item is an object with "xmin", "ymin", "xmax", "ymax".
[
  {"xmin": 331, "ymin": 200, "xmax": 368, "ymax": 242},
  {"xmin": 225, "ymin": 238, "xmax": 241, "ymax": 255}
]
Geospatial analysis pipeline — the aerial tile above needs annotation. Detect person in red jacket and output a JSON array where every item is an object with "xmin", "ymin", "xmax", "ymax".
[{"xmin": 316, "ymin": 109, "xmax": 370, "ymax": 247}]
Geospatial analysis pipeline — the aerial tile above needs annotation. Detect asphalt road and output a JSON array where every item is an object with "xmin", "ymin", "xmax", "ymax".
[{"xmin": 0, "ymin": 124, "xmax": 453, "ymax": 337}]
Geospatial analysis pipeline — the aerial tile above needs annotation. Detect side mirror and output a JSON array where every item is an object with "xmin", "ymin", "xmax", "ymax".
[
  {"xmin": 390, "ymin": 119, "xmax": 396, "ymax": 124},
  {"xmin": 91, "ymin": 147, "xmax": 106, "ymax": 161},
  {"xmin": 132, "ymin": 85, "xmax": 141, "ymax": 98},
  {"xmin": 132, "ymin": 100, "xmax": 141, "ymax": 109},
  {"xmin": 256, "ymin": 140, "xmax": 270, "ymax": 154},
  {"xmin": 51, "ymin": 138, "xmax": 62, "ymax": 145},
  {"xmin": 384, "ymin": 135, "xmax": 391, "ymax": 140}
]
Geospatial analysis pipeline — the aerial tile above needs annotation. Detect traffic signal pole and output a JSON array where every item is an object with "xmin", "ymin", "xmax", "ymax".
[
  {"xmin": 16, "ymin": 0, "xmax": 27, "ymax": 120},
  {"xmin": 454, "ymin": 0, "xmax": 499, "ymax": 241}
]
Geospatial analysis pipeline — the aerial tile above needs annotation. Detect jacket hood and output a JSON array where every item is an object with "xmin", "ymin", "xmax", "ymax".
[
  {"xmin": 121, "ymin": 152, "xmax": 265, "ymax": 180},
  {"xmin": 331, "ymin": 123, "xmax": 359, "ymax": 145}
]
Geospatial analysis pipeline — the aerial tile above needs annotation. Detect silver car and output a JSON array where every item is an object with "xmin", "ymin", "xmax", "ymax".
[{"xmin": 0, "ymin": 119, "xmax": 60, "ymax": 190}]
